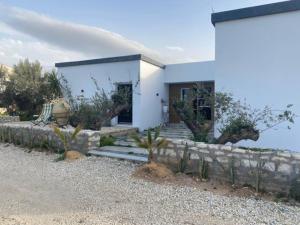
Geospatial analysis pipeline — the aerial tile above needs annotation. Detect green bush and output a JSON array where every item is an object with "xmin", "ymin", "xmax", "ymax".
[
  {"xmin": 69, "ymin": 103, "xmax": 102, "ymax": 130},
  {"xmin": 289, "ymin": 178, "xmax": 300, "ymax": 202},
  {"xmin": 100, "ymin": 135, "xmax": 115, "ymax": 147}
]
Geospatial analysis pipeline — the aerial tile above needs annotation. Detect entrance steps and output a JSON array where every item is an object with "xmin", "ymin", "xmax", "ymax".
[
  {"xmin": 88, "ymin": 146, "xmax": 148, "ymax": 162},
  {"xmin": 158, "ymin": 123, "xmax": 193, "ymax": 140},
  {"xmin": 88, "ymin": 123, "xmax": 193, "ymax": 162}
]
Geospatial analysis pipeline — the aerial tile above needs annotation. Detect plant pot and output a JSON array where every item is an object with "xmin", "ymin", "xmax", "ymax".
[{"xmin": 52, "ymin": 99, "xmax": 70, "ymax": 126}]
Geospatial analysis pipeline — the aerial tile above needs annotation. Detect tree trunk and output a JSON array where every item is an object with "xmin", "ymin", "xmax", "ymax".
[{"xmin": 216, "ymin": 128, "xmax": 259, "ymax": 145}]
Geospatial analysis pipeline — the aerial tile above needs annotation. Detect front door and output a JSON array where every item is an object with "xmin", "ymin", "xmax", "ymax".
[{"xmin": 117, "ymin": 84, "xmax": 132, "ymax": 124}]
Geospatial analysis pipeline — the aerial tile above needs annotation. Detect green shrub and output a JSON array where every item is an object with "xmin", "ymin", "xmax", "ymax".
[
  {"xmin": 100, "ymin": 135, "xmax": 115, "ymax": 147},
  {"xmin": 289, "ymin": 178, "xmax": 300, "ymax": 202}
]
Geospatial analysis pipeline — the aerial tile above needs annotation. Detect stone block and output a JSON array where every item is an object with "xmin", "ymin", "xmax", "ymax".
[
  {"xmin": 189, "ymin": 147, "xmax": 198, "ymax": 151},
  {"xmin": 241, "ymin": 159, "xmax": 257, "ymax": 168},
  {"xmin": 190, "ymin": 153, "xmax": 199, "ymax": 160},
  {"xmin": 204, "ymin": 156, "xmax": 213, "ymax": 162},
  {"xmin": 199, "ymin": 149, "xmax": 209, "ymax": 154},
  {"xmin": 196, "ymin": 142, "xmax": 208, "ymax": 149},
  {"xmin": 220, "ymin": 145, "xmax": 232, "ymax": 151},
  {"xmin": 277, "ymin": 152, "xmax": 291, "ymax": 158},
  {"xmin": 264, "ymin": 162, "xmax": 276, "ymax": 172},
  {"xmin": 272, "ymin": 156, "xmax": 288, "ymax": 162},
  {"xmin": 216, "ymin": 157, "xmax": 228, "ymax": 163},
  {"xmin": 232, "ymin": 148, "xmax": 246, "ymax": 154},
  {"xmin": 214, "ymin": 151, "xmax": 225, "ymax": 156},
  {"xmin": 185, "ymin": 140, "xmax": 196, "ymax": 146},
  {"xmin": 292, "ymin": 154, "xmax": 300, "ymax": 160},
  {"xmin": 278, "ymin": 164, "xmax": 292, "ymax": 174},
  {"xmin": 208, "ymin": 144, "xmax": 220, "ymax": 151}
]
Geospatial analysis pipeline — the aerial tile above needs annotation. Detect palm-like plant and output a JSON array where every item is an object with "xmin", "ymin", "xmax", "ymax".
[
  {"xmin": 132, "ymin": 127, "xmax": 169, "ymax": 163},
  {"xmin": 53, "ymin": 125, "xmax": 82, "ymax": 160}
]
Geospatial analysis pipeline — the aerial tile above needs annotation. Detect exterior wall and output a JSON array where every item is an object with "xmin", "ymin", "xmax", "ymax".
[
  {"xmin": 0, "ymin": 123, "xmax": 137, "ymax": 154},
  {"xmin": 161, "ymin": 139, "xmax": 300, "ymax": 194},
  {"xmin": 0, "ymin": 116, "xmax": 19, "ymax": 123},
  {"xmin": 164, "ymin": 61, "xmax": 215, "ymax": 83},
  {"xmin": 0, "ymin": 122, "xmax": 101, "ymax": 154},
  {"xmin": 57, "ymin": 61, "xmax": 141, "ymax": 128},
  {"xmin": 215, "ymin": 11, "xmax": 300, "ymax": 151},
  {"xmin": 139, "ymin": 61, "xmax": 167, "ymax": 130}
]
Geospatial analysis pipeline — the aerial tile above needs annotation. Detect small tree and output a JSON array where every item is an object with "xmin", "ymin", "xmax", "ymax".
[
  {"xmin": 1, "ymin": 59, "xmax": 62, "ymax": 120},
  {"xmin": 132, "ymin": 127, "xmax": 169, "ymax": 163},
  {"xmin": 53, "ymin": 125, "xmax": 82, "ymax": 161},
  {"xmin": 61, "ymin": 76, "xmax": 132, "ymax": 130}
]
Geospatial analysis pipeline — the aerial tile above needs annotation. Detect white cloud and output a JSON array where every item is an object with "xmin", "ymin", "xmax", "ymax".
[
  {"xmin": 166, "ymin": 46, "xmax": 184, "ymax": 52},
  {"xmin": 0, "ymin": 5, "xmax": 164, "ymax": 63},
  {"xmin": 0, "ymin": 4, "xmax": 202, "ymax": 67},
  {"xmin": 0, "ymin": 37, "xmax": 85, "ymax": 69}
]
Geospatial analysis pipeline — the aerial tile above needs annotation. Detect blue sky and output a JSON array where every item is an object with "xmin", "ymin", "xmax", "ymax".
[{"xmin": 0, "ymin": 0, "xmax": 281, "ymax": 68}]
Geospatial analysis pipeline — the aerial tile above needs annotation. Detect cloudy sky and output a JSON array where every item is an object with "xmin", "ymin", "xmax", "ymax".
[{"xmin": 0, "ymin": 0, "xmax": 281, "ymax": 69}]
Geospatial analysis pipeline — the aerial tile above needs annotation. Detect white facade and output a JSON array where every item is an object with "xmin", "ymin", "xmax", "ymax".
[
  {"xmin": 56, "ymin": 1, "xmax": 300, "ymax": 151},
  {"xmin": 139, "ymin": 61, "xmax": 167, "ymax": 130},
  {"xmin": 165, "ymin": 61, "xmax": 215, "ymax": 84},
  {"xmin": 57, "ymin": 60, "xmax": 141, "ymax": 128},
  {"xmin": 215, "ymin": 10, "xmax": 300, "ymax": 151}
]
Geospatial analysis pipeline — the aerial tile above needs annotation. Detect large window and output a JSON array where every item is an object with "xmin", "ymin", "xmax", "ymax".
[{"xmin": 181, "ymin": 86, "xmax": 213, "ymax": 121}]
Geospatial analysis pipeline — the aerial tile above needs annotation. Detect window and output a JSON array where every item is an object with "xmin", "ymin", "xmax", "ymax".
[
  {"xmin": 197, "ymin": 86, "xmax": 212, "ymax": 120},
  {"xmin": 180, "ymin": 88, "xmax": 190, "ymax": 101},
  {"xmin": 180, "ymin": 85, "xmax": 213, "ymax": 121}
]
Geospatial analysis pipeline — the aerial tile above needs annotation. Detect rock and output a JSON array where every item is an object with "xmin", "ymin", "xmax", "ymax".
[{"xmin": 65, "ymin": 150, "xmax": 85, "ymax": 160}]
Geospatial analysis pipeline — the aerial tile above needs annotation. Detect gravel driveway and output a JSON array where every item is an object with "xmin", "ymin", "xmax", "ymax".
[{"xmin": 0, "ymin": 144, "xmax": 299, "ymax": 225}]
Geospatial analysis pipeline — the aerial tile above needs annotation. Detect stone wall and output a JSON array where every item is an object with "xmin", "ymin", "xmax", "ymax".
[
  {"xmin": 160, "ymin": 139, "xmax": 300, "ymax": 194},
  {"xmin": 0, "ymin": 116, "xmax": 19, "ymax": 123},
  {"xmin": 0, "ymin": 122, "xmax": 136, "ymax": 154}
]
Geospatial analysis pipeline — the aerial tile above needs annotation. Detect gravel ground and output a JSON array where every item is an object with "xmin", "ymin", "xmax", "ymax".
[{"xmin": 0, "ymin": 144, "xmax": 299, "ymax": 225}]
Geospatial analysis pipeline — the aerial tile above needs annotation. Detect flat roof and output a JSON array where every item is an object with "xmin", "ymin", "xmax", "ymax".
[
  {"xmin": 212, "ymin": 0, "xmax": 300, "ymax": 25},
  {"xmin": 55, "ymin": 54, "xmax": 165, "ymax": 69}
]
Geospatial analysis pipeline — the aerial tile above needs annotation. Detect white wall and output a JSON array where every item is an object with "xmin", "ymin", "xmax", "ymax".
[
  {"xmin": 215, "ymin": 11, "xmax": 300, "ymax": 151},
  {"xmin": 164, "ymin": 61, "xmax": 215, "ymax": 83},
  {"xmin": 57, "ymin": 61, "xmax": 141, "ymax": 127},
  {"xmin": 139, "ymin": 61, "xmax": 167, "ymax": 130}
]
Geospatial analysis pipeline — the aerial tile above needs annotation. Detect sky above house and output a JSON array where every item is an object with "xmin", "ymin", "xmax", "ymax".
[{"xmin": 0, "ymin": 0, "xmax": 282, "ymax": 69}]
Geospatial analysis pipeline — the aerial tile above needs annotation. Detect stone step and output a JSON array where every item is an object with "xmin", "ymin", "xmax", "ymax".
[
  {"xmin": 159, "ymin": 130, "xmax": 192, "ymax": 134},
  {"xmin": 114, "ymin": 140, "xmax": 137, "ymax": 147},
  {"xmin": 159, "ymin": 132, "xmax": 192, "ymax": 137},
  {"xmin": 99, "ymin": 146, "xmax": 148, "ymax": 155},
  {"xmin": 88, "ymin": 150, "xmax": 148, "ymax": 162}
]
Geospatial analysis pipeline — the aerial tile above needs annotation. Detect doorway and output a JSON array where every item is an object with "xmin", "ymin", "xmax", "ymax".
[{"xmin": 117, "ymin": 83, "xmax": 132, "ymax": 124}]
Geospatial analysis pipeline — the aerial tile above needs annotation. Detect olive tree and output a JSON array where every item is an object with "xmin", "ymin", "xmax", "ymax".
[
  {"xmin": 172, "ymin": 83, "xmax": 295, "ymax": 144},
  {"xmin": 1, "ymin": 59, "xmax": 62, "ymax": 120},
  {"xmin": 62, "ymin": 77, "xmax": 132, "ymax": 130}
]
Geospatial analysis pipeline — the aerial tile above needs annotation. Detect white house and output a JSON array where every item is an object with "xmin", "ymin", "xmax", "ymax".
[{"xmin": 56, "ymin": 1, "xmax": 300, "ymax": 151}]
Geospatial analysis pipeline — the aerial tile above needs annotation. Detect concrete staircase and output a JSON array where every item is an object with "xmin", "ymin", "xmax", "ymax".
[
  {"xmin": 158, "ymin": 123, "xmax": 193, "ymax": 140},
  {"xmin": 88, "ymin": 123, "xmax": 193, "ymax": 162}
]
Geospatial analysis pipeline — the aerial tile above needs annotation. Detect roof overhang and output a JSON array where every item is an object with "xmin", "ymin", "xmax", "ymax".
[
  {"xmin": 212, "ymin": 1, "xmax": 300, "ymax": 26},
  {"xmin": 55, "ymin": 54, "xmax": 165, "ymax": 69}
]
